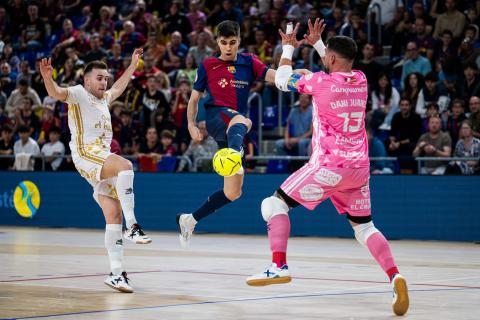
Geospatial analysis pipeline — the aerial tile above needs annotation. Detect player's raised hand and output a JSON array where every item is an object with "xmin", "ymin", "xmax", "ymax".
[
  {"xmin": 278, "ymin": 22, "xmax": 302, "ymax": 48},
  {"xmin": 304, "ymin": 18, "xmax": 326, "ymax": 46},
  {"xmin": 39, "ymin": 58, "xmax": 54, "ymax": 79},
  {"xmin": 188, "ymin": 123, "xmax": 202, "ymax": 142},
  {"xmin": 131, "ymin": 48, "xmax": 143, "ymax": 68}
]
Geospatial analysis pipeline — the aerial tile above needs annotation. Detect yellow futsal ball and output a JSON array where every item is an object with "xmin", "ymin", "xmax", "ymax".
[
  {"xmin": 13, "ymin": 180, "xmax": 41, "ymax": 218},
  {"xmin": 212, "ymin": 148, "xmax": 242, "ymax": 177}
]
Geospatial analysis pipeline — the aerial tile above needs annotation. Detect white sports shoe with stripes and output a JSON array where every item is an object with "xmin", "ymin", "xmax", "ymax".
[
  {"xmin": 246, "ymin": 263, "xmax": 291, "ymax": 286},
  {"xmin": 176, "ymin": 213, "xmax": 197, "ymax": 249},
  {"xmin": 391, "ymin": 274, "xmax": 409, "ymax": 316},
  {"xmin": 104, "ymin": 272, "xmax": 133, "ymax": 293}
]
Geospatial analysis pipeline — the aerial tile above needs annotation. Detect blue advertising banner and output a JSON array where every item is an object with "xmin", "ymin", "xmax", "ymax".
[{"xmin": 1, "ymin": 172, "xmax": 478, "ymax": 241}]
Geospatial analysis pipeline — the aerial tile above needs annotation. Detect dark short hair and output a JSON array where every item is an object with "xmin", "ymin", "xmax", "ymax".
[
  {"xmin": 84, "ymin": 60, "xmax": 108, "ymax": 75},
  {"xmin": 160, "ymin": 129, "xmax": 174, "ymax": 139},
  {"xmin": 452, "ymin": 98, "xmax": 465, "ymax": 108},
  {"xmin": 216, "ymin": 20, "xmax": 240, "ymax": 38},
  {"xmin": 49, "ymin": 126, "xmax": 61, "ymax": 134},
  {"xmin": 426, "ymin": 102, "xmax": 439, "ymax": 111},
  {"xmin": 441, "ymin": 29, "xmax": 453, "ymax": 37},
  {"xmin": 327, "ymin": 36, "xmax": 357, "ymax": 61},
  {"xmin": 400, "ymin": 97, "xmax": 411, "ymax": 105},
  {"xmin": 18, "ymin": 79, "xmax": 29, "ymax": 87},
  {"xmin": 424, "ymin": 71, "xmax": 438, "ymax": 82},
  {"xmin": 120, "ymin": 110, "xmax": 132, "ymax": 117},
  {"xmin": 18, "ymin": 125, "xmax": 30, "ymax": 133},
  {"xmin": 464, "ymin": 62, "xmax": 478, "ymax": 71},
  {"xmin": 1, "ymin": 124, "xmax": 13, "ymax": 133}
]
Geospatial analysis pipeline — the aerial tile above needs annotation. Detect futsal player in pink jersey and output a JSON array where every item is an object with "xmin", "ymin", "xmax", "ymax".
[{"xmin": 246, "ymin": 20, "xmax": 409, "ymax": 316}]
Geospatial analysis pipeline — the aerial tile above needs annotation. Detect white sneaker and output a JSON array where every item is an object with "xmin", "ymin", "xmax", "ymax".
[
  {"xmin": 176, "ymin": 213, "xmax": 197, "ymax": 249},
  {"xmin": 392, "ymin": 274, "xmax": 409, "ymax": 316},
  {"xmin": 124, "ymin": 224, "xmax": 152, "ymax": 244},
  {"xmin": 246, "ymin": 263, "xmax": 291, "ymax": 286},
  {"xmin": 104, "ymin": 272, "xmax": 133, "ymax": 293}
]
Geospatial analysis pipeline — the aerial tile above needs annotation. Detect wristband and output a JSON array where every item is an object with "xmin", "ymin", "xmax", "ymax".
[
  {"xmin": 313, "ymin": 39, "xmax": 326, "ymax": 57},
  {"xmin": 281, "ymin": 44, "xmax": 294, "ymax": 60}
]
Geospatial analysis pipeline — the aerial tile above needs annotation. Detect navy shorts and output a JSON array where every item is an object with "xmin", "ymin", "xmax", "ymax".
[{"xmin": 205, "ymin": 106, "xmax": 240, "ymax": 145}]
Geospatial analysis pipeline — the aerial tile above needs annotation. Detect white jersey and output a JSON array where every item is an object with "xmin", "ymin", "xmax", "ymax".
[{"xmin": 66, "ymin": 85, "xmax": 113, "ymax": 167}]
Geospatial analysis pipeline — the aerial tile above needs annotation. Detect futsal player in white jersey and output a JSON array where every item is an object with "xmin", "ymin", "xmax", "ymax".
[
  {"xmin": 246, "ymin": 21, "xmax": 409, "ymax": 316},
  {"xmin": 39, "ymin": 49, "xmax": 151, "ymax": 293}
]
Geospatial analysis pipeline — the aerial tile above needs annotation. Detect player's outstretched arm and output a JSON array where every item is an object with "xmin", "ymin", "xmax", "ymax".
[
  {"xmin": 187, "ymin": 89, "xmax": 203, "ymax": 142},
  {"xmin": 109, "ymin": 48, "xmax": 143, "ymax": 101},
  {"xmin": 40, "ymin": 58, "xmax": 68, "ymax": 101}
]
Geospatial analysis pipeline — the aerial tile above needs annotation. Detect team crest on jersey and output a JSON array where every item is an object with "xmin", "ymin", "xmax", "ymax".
[
  {"xmin": 227, "ymin": 66, "xmax": 236, "ymax": 73},
  {"xmin": 218, "ymin": 78, "xmax": 228, "ymax": 88}
]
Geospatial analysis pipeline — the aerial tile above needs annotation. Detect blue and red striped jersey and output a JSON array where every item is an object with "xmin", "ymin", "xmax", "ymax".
[{"xmin": 193, "ymin": 53, "xmax": 268, "ymax": 114}]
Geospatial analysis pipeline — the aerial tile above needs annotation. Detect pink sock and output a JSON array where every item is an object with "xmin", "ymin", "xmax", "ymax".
[
  {"xmin": 366, "ymin": 232, "xmax": 399, "ymax": 280},
  {"xmin": 268, "ymin": 214, "xmax": 290, "ymax": 266}
]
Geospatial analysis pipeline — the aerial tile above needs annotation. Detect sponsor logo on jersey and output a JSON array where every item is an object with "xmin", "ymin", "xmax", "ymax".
[
  {"xmin": 299, "ymin": 184, "xmax": 324, "ymax": 201},
  {"xmin": 314, "ymin": 168, "xmax": 342, "ymax": 186}
]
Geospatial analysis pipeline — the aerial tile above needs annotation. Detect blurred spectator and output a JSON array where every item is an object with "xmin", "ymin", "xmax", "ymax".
[
  {"xmin": 457, "ymin": 63, "xmax": 480, "ymax": 105},
  {"xmin": 14, "ymin": 97, "xmax": 41, "ymax": 138},
  {"xmin": 0, "ymin": 61, "xmax": 17, "ymax": 96},
  {"xmin": 64, "ymin": 48, "xmax": 85, "ymax": 68},
  {"xmin": 97, "ymin": 23, "xmax": 114, "ymax": 51},
  {"xmin": 155, "ymin": 71, "xmax": 172, "ymax": 102},
  {"xmin": 13, "ymin": 125, "xmax": 40, "ymax": 171},
  {"xmin": 53, "ymin": 19, "xmax": 77, "ymax": 55},
  {"xmin": 56, "ymin": 58, "xmax": 79, "ymax": 86},
  {"xmin": 354, "ymin": 43, "xmax": 381, "ymax": 88},
  {"xmin": 140, "ymin": 75, "xmax": 170, "ymax": 128},
  {"xmin": 410, "ymin": 1, "xmax": 434, "ymax": 27},
  {"xmin": 152, "ymin": 109, "xmax": 177, "ymax": 137},
  {"xmin": 433, "ymin": 30, "xmax": 456, "ymax": 65},
  {"xmin": 16, "ymin": 61, "xmax": 33, "ymax": 86},
  {"xmin": 422, "ymin": 72, "xmax": 449, "ymax": 113},
  {"xmin": 187, "ymin": 0, "xmax": 207, "ymax": 30},
  {"xmin": 91, "ymin": 6, "xmax": 115, "ymax": 34},
  {"xmin": 73, "ymin": 28, "xmax": 91, "ymax": 56},
  {"xmin": 438, "ymin": 56, "xmax": 460, "ymax": 97},
  {"xmin": 0, "ymin": 124, "xmax": 14, "ymax": 170},
  {"xmin": 19, "ymin": 4, "xmax": 44, "ymax": 51},
  {"xmin": 371, "ymin": 73, "xmax": 400, "ymax": 131},
  {"xmin": 403, "ymin": 72, "xmax": 426, "ymax": 117},
  {"xmin": 413, "ymin": 116, "xmax": 452, "ymax": 175},
  {"xmin": 410, "ymin": 17, "xmax": 435, "ymax": 61},
  {"xmin": 295, "ymin": 46, "xmax": 320, "ymax": 72},
  {"xmin": 188, "ymin": 16, "xmax": 214, "ymax": 47},
  {"xmin": 263, "ymin": 7, "xmax": 283, "ymax": 45},
  {"xmin": 457, "ymin": 25, "xmax": 480, "ymax": 62},
  {"xmin": 275, "ymin": 94, "xmax": 312, "ymax": 156},
  {"xmin": 158, "ymin": 129, "xmax": 177, "ymax": 155},
  {"xmin": 127, "ymin": 1, "xmax": 151, "ymax": 36},
  {"xmin": 446, "ymin": 120, "xmax": 480, "ymax": 174},
  {"xmin": 38, "ymin": 97, "xmax": 61, "ymax": 145},
  {"xmin": 432, "ymin": 0, "xmax": 466, "ymax": 39},
  {"xmin": 120, "ymin": 76, "xmax": 142, "ymax": 118},
  {"xmin": 367, "ymin": 125, "xmax": 394, "ymax": 174},
  {"xmin": 136, "ymin": 126, "xmax": 162, "ymax": 172},
  {"xmin": 40, "ymin": 127, "xmax": 65, "ymax": 171},
  {"xmin": 176, "ymin": 55, "xmax": 197, "ymax": 85},
  {"xmin": 177, "ymin": 121, "xmax": 217, "ymax": 172},
  {"xmin": 6, "ymin": 79, "xmax": 41, "ymax": 117},
  {"xmin": 83, "ymin": 34, "xmax": 108, "ymax": 63},
  {"xmin": 120, "ymin": 20, "xmax": 146, "ymax": 55},
  {"xmin": 0, "ymin": 43, "xmax": 20, "ymax": 73},
  {"xmin": 326, "ymin": 7, "xmax": 344, "ymax": 34},
  {"xmin": 421, "ymin": 102, "xmax": 441, "ymax": 133},
  {"xmin": 31, "ymin": 60, "xmax": 47, "ymax": 100},
  {"xmin": 445, "ymin": 98, "xmax": 467, "ymax": 146},
  {"xmin": 389, "ymin": 98, "xmax": 422, "ymax": 170},
  {"xmin": 0, "ymin": 83, "xmax": 6, "ymax": 111},
  {"xmin": 163, "ymin": 31, "xmax": 189, "ymax": 73},
  {"xmin": 142, "ymin": 32, "xmax": 165, "ymax": 64},
  {"xmin": 253, "ymin": 28, "xmax": 273, "ymax": 65},
  {"xmin": 119, "ymin": 110, "xmax": 142, "ymax": 155},
  {"xmin": 188, "ymin": 32, "xmax": 214, "ymax": 67},
  {"xmin": 218, "ymin": 0, "xmax": 244, "ymax": 26},
  {"xmin": 163, "ymin": 0, "xmax": 192, "ymax": 36},
  {"xmin": 287, "ymin": 0, "xmax": 312, "ymax": 23},
  {"xmin": 107, "ymin": 43, "xmax": 124, "ymax": 78},
  {"xmin": 468, "ymin": 96, "xmax": 480, "ymax": 138},
  {"xmin": 401, "ymin": 42, "xmax": 431, "ymax": 87},
  {"xmin": 0, "ymin": 6, "xmax": 11, "ymax": 44},
  {"xmin": 111, "ymin": 101, "xmax": 125, "ymax": 141}
]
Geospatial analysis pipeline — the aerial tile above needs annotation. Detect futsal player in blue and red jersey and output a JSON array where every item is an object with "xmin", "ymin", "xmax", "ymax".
[{"xmin": 176, "ymin": 20, "xmax": 278, "ymax": 248}]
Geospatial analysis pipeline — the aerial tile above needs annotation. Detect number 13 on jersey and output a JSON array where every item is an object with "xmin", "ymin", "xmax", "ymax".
[{"xmin": 338, "ymin": 112, "xmax": 363, "ymax": 133}]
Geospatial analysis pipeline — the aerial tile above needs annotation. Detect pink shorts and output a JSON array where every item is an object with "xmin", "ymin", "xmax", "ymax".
[{"xmin": 280, "ymin": 164, "xmax": 371, "ymax": 217}]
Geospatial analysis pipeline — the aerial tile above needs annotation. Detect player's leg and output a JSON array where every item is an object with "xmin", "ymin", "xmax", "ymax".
[
  {"xmin": 98, "ymin": 194, "xmax": 133, "ymax": 293},
  {"xmin": 348, "ymin": 217, "xmax": 409, "ymax": 316},
  {"xmin": 226, "ymin": 114, "xmax": 252, "ymax": 153},
  {"xmin": 177, "ymin": 170, "xmax": 244, "ymax": 248},
  {"xmin": 246, "ymin": 189, "xmax": 296, "ymax": 286},
  {"xmin": 101, "ymin": 154, "xmax": 151, "ymax": 244}
]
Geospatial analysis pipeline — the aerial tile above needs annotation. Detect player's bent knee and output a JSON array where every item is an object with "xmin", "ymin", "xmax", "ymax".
[
  {"xmin": 353, "ymin": 221, "xmax": 379, "ymax": 246},
  {"xmin": 261, "ymin": 196, "xmax": 289, "ymax": 222},
  {"xmin": 120, "ymin": 159, "xmax": 133, "ymax": 171},
  {"xmin": 224, "ymin": 189, "xmax": 241, "ymax": 201}
]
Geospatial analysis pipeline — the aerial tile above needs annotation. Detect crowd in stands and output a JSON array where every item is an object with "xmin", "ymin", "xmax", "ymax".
[{"xmin": 0, "ymin": 0, "xmax": 479, "ymax": 174}]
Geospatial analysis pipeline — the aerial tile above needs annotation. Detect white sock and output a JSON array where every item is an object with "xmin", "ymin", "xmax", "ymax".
[
  {"xmin": 116, "ymin": 170, "xmax": 137, "ymax": 228},
  {"xmin": 105, "ymin": 224, "xmax": 124, "ymax": 275}
]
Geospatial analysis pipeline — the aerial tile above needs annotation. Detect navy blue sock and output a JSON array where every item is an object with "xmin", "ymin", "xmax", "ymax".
[
  {"xmin": 227, "ymin": 123, "xmax": 248, "ymax": 152},
  {"xmin": 192, "ymin": 190, "xmax": 232, "ymax": 221}
]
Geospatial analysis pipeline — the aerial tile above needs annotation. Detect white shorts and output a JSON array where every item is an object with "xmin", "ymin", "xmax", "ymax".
[{"xmin": 71, "ymin": 149, "xmax": 118, "ymax": 206}]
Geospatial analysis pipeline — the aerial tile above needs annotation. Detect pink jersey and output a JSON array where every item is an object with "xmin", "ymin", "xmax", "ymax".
[{"xmin": 294, "ymin": 70, "xmax": 369, "ymax": 168}]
